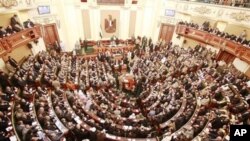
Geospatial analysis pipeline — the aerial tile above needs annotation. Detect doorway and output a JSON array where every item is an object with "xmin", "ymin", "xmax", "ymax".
[
  {"xmin": 158, "ymin": 24, "xmax": 175, "ymax": 43},
  {"xmin": 42, "ymin": 23, "xmax": 60, "ymax": 47}
]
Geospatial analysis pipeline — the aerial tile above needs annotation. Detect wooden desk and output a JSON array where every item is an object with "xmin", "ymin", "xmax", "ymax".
[
  {"xmin": 93, "ymin": 44, "xmax": 135, "ymax": 54},
  {"xmin": 0, "ymin": 25, "xmax": 42, "ymax": 57},
  {"xmin": 160, "ymin": 96, "xmax": 187, "ymax": 129},
  {"xmin": 65, "ymin": 91, "xmax": 157, "ymax": 141}
]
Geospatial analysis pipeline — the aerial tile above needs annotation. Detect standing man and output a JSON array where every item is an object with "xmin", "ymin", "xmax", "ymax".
[
  {"xmin": 7, "ymin": 56, "xmax": 18, "ymax": 68},
  {"xmin": 10, "ymin": 14, "xmax": 23, "ymax": 32},
  {"xmin": 0, "ymin": 70, "xmax": 10, "ymax": 90}
]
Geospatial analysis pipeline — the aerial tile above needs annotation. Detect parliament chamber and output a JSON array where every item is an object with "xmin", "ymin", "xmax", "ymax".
[{"xmin": 0, "ymin": 0, "xmax": 250, "ymax": 141}]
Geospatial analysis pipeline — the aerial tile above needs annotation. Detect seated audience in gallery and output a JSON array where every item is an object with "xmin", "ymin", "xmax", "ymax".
[
  {"xmin": 178, "ymin": 21, "xmax": 250, "ymax": 47},
  {"xmin": 183, "ymin": 0, "xmax": 248, "ymax": 7},
  {"xmin": 6, "ymin": 25, "xmax": 16, "ymax": 35}
]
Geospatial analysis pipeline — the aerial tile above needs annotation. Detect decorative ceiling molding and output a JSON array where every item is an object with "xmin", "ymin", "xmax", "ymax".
[
  {"xmin": 183, "ymin": 4, "xmax": 188, "ymax": 11},
  {"xmin": 26, "ymin": 0, "xmax": 31, "ymax": 5},
  {"xmin": 193, "ymin": 6, "xmax": 211, "ymax": 15},
  {"xmin": 0, "ymin": 0, "xmax": 18, "ymax": 8},
  {"xmin": 230, "ymin": 11, "xmax": 250, "ymax": 22},
  {"xmin": 217, "ymin": 9, "xmax": 224, "ymax": 17}
]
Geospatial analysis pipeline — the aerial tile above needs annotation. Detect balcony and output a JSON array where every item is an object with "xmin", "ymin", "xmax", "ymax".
[
  {"xmin": 179, "ymin": 0, "xmax": 250, "ymax": 8},
  {"xmin": 0, "ymin": 25, "xmax": 42, "ymax": 56},
  {"xmin": 176, "ymin": 24, "xmax": 250, "ymax": 64}
]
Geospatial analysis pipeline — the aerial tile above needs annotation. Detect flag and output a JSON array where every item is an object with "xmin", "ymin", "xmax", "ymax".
[{"xmin": 99, "ymin": 24, "xmax": 103, "ymax": 39}]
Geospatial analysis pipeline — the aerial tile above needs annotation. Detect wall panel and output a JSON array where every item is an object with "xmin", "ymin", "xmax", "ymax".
[
  {"xmin": 82, "ymin": 10, "xmax": 91, "ymax": 39},
  {"xmin": 129, "ymin": 11, "xmax": 136, "ymax": 38},
  {"xmin": 3, "ymin": 45, "xmax": 32, "ymax": 62}
]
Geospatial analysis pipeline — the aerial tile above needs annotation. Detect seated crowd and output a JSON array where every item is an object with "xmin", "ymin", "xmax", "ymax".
[
  {"xmin": 0, "ymin": 14, "xmax": 34, "ymax": 38},
  {"xmin": 0, "ymin": 35, "xmax": 249, "ymax": 141},
  {"xmin": 178, "ymin": 21, "xmax": 250, "ymax": 47},
  {"xmin": 181, "ymin": 0, "xmax": 249, "ymax": 7}
]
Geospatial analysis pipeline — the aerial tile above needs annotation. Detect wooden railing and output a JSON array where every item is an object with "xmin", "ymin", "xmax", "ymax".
[
  {"xmin": 176, "ymin": 24, "xmax": 250, "ymax": 64},
  {"xmin": 0, "ymin": 25, "xmax": 42, "ymax": 57}
]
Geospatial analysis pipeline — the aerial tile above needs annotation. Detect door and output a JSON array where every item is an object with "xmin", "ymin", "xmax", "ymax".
[
  {"xmin": 158, "ymin": 24, "xmax": 175, "ymax": 43},
  {"xmin": 43, "ymin": 23, "xmax": 60, "ymax": 47},
  {"xmin": 216, "ymin": 50, "xmax": 235, "ymax": 64}
]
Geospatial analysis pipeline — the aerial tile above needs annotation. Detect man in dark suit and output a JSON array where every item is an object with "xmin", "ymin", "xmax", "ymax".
[
  {"xmin": 0, "ymin": 26, "xmax": 7, "ymax": 38},
  {"xmin": 7, "ymin": 56, "xmax": 18, "ymax": 68},
  {"xmin": 0, "ymin": 70, "xmax": 9, "ymax": 90},
  {"xmin": 5, "ymin": 25, "xmax": 15, "ymax": 34},
  {"xmin": 23, "ymin": 19, "xmax": 34, "ymax": 28},
  {"xmin": 10, "ymin": 14, "xmax": 23, "ymax": 32}
]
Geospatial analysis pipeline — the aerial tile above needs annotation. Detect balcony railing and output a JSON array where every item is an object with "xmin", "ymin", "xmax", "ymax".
[
  {"xmin": 176, "ymin": 24, "xmax": 250, "ymax": 64},
  {"xmin": 0, "ymin": 25, "xmax": 42, "ymax": 56}
]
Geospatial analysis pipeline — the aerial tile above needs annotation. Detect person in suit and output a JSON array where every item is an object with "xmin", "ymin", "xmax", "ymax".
[
  {"xmin": 10, "ymin": 14, "xmax": 23, "ymax": 32},
  {"xmin": 0, "ymin": 26, "xmax": 7, "ymax": 38},
  {"xmin": 6, "ymin": 25, "xmax": 15, "ymax": 35},
  {"xmin": 7, "ymin": 56, "xmax": 18, "ymax": 68},
  {"xmin": 23, "ymin": 19, "xmax": 34, "ymax": 28},
  {"xmin": 0, "ymin": 70, "xmax": 10, "ymax": 90},
  {"xmin": 239, "ymin": 29, "xmax": 247, "ymax": 38}
]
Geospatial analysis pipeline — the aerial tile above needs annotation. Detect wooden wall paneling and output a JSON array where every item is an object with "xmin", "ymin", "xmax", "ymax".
[
  {"xmin": 129, "ymin": 11, "xmax": 136, "ymax": 38},
  {"xmin": 159, "ymin": 24, "xmax": 175, "ymax": 43},
  {"xmin": 97, "ymin": 0, "xmax": 124, "ymax": 5},
  {"xmin": 217, "ymin": 50, "xmax": 235, "ymax": 64},
  {"xmin": 165, "ymin": 25, "xmax": 175, "ymax": 42},
  {"xmin": 82, "ymin": 10, "xmax": 91, "ymax": 39},
  {"xmin": 43, "ymin": 23, "xmax": 60, "ymax": 46}
]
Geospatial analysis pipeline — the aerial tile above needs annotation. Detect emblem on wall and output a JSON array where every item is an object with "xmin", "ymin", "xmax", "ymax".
[{"xmin": 105, "ymin": 15, "xmax": 116, "ymax": 33}]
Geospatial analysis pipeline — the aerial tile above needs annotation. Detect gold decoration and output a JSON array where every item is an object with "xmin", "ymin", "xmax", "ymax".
[
  {"xmin": 193, "ymin": 6, "xmax": 211, "ymax": 15},
  {"xmin": 230, "ymin": 11, "xmax": 250, "ymax": 22},
  {"xmin": 0, "ymin": 0, "xmax": 18, "ymax": 8}
]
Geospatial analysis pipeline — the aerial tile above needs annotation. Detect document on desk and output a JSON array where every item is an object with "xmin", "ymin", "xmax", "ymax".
[
  {"xmin": 106, "ymin": 134, "xmax": 116, "ymax": 140},
  {"xmin": 55, "ymin": 120, "xmax": 67, "ymax": 133},
  {"xmin": 37, "ymin": 131, "xmax": 45, "ymax": 139},
  {"xmin": 74, "ymin": 116, "xmax": 82, "ymax": 124}
]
